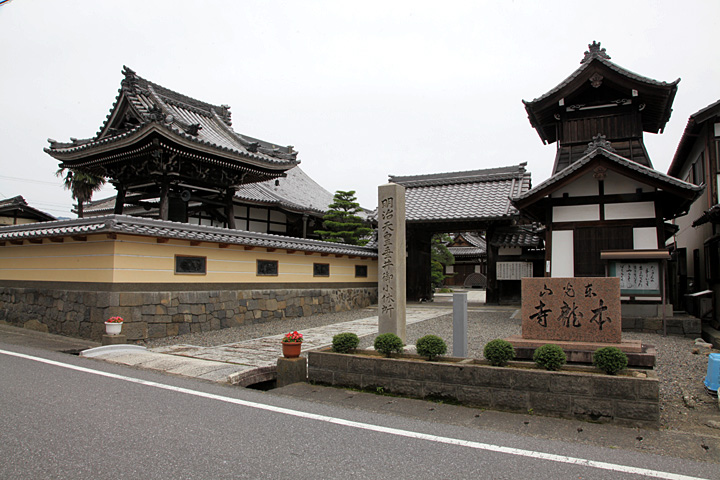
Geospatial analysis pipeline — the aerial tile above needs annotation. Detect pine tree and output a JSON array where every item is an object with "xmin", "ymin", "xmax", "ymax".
[{"xmin": 316, "ymin": 190, "xmax": 372, "ymax": 245}]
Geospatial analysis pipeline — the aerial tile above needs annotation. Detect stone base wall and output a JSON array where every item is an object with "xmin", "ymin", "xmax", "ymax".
[
  {"xmin": 308, "ymin": 349, "xmax": 660, "ymax": 428},
  {"xmin": 0, "ymin": 286, "xmax": 377, "ymax": 342}
]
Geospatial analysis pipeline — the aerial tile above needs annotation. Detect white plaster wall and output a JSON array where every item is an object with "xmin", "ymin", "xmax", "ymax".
[
  {"xmin": 633, "ymin": 227, "xmax": 658, "ymax": 249},
  {"xmin": 604, "ymin": 201, "xmax": 655, "ymax": 220},
  {"xmin": 552, "ymin": 205, "xmax": 600, "ymax": 222},
  {"xmin": 551, "ymin": 230, "xmax": 574, "ymax": 277},
  {"xmin": 603, "ymin": 171, "xmax": 652, "ymax": 195},
  {"xmin": 550, "ymin": 173, "xmax": 598, "ymax": 197}
]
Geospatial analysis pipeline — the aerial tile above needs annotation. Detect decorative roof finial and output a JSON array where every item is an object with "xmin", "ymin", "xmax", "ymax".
[
  {"xmin": 585, "ymin": 134, "xmax": 616, "ymax": 154},
  {"xmin": 122, "ymin": 65, "xmax": 136, "ymax": 77},
  {"xmin": 581, "ymin": 41, "xmax": 611, "ymax": 64}
]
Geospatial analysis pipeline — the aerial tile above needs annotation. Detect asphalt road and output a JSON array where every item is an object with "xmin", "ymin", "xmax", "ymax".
[{"xmin": 1, "ymin": 342, "xmax": 717, "ymax": 480}]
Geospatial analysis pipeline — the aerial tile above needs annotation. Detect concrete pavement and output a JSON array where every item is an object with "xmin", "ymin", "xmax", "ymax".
[{"xmin": 79, "ymin": 306, "xmax": 453, "ymax": 386}]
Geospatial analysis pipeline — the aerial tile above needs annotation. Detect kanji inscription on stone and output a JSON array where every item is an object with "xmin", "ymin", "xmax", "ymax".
[
  {"xmin": 521, "ymin": 277, "xmax": 621, "ymax": 343},
  {"xmin": 378, "ymin": 183, "xmax": 406, "ymax": 341}
]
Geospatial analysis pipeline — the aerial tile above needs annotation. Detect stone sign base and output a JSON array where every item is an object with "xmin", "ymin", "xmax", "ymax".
[{"xmin": 506, "ymin": 336, "xmax": 656, "ymax": 368}]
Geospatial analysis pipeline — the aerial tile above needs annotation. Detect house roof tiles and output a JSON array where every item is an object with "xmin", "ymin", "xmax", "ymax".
[
  {"xmin": 0, "ymin": 215, "xmax": 377, "ymax": 258},
  {"xmin": 389, "ymin": 164, "xmax": 531, "ymax": 223}
]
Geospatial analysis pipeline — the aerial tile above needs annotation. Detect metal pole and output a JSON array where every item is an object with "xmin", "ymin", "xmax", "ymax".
[{"xmin": 453, "ymin": 291, "xmax": 468, "ymax": 357}]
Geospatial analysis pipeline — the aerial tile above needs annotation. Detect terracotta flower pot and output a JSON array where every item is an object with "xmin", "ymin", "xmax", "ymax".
[
  {"xmin": 282, "ymin": 342, "xmax": 302, "ymax": 358},
  {"xmin": 105, "ymin": 322, "xmax": 123, "ymax": 335}
]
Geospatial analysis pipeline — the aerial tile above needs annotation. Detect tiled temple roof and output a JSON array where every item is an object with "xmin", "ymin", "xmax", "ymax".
[
  {"xmin": 489, "ymin": 229, "xmax": 542, "ymax": 248},
  {"xmin": 0, "ymin": 215, "xmax": 377, "ymax": 258},
  {"xmin": 45, "ymin": 66, "xmax": 298, "ymax": 173},
  {"xmin": 389, "ymin": 164, "xmax": 531, "ymax": 223},
  {"xmin": 0, "ymin": 196, "xmax": 56, "ymax": 222},
  {"xmin": 523, "ymin": 42, "xmax": 680, "ymax": 144}
]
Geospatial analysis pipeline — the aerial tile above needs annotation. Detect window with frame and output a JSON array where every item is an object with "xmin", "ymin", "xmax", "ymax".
[
  {"xmin": 257, "ymin": 259, "xmax": 279, "ymax": 276},
  {"xmin": 355, "ymin": 265, "xmax": 368, "ymax": 278},
  {"xmin": 175, "ymin": 255, "xmax": 207, "ymax": 275},
  {"xmin": 313, "ymin": 263, "xmax": 330, "ymax": 277}
]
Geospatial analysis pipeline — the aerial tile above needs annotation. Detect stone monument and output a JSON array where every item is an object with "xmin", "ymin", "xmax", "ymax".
[
  {"xmin": 378, "ymin": 183, "xmax": 406, "ymax": 342},
  {"xmin": 507, "ymin": 277, "xmax": 655, "ymax": 366}
]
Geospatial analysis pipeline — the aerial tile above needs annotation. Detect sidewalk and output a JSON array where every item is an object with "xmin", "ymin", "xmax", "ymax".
[{"xmin": 79, "ymin": 306, "xmax": 452, "ymax": 386}]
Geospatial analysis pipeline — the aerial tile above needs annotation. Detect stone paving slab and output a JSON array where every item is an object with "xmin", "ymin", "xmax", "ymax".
[{"xmin": 151, "ymin": 307, "xmax": 452, "ymax": 369}]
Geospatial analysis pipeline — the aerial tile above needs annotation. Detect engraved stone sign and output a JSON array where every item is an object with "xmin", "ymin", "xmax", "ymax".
[
  {"xmin": 521, "ymin": 277, "xmax": 621, "ymax": 343},
  {"xmin": 378, "ymin": 183, "xmax": 406, "ymax": 341}
]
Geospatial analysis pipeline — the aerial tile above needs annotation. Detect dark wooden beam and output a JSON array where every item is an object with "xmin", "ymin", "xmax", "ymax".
[
  {"xmin": 219, "ymin": 243, "xmax": 229, "ymax": 249},
  {"xmin": 244, "ymin": 246, "xmax": 255, "ymax": 251},
  {"xmin": 10, "ymin": 240, "xmax": 23, "ymax": 245},
  {"xmin": 49, "ymin": 237, "xmax": 64, "ymax": 243},
  {"xmin": 107, "ymin": 233, "xmax": 117, "ymax": 240},
  {"xmin": 157, "ymin": 238, "xmax": 169, "ymax": 244},
  {"xmin": 28, "ymin": 239, "xmax": 42, "ymax": 244},
  {"xmin": 72, "ymin": 236, "xmax": 87, "ymax": 242},
  {"xmin": 190, "ymin": 241, "xmax": 201, "ymax": 246}
]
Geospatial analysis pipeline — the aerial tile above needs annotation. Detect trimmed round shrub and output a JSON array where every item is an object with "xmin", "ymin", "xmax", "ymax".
[
  {"xmin": 416, "ymin": 335, "xmax": 447, "ymax": 361},
  {"xmin": 483, "ymin": 339, "xmax": 515, "ymax": 366},
  {"xmin": 332, "ymin": 332, "xmax": 360, "ymax": 353},
  {"xmin": 533, "ymin": 344, "xmax": 566, "ymax": 371},
  {"xmin": 374, "ymin": 333, "xmax": 404, "ymax": 357},
  {"xmin": 593, "ymin": 346, "xmax": 628, "ymax": 375}
]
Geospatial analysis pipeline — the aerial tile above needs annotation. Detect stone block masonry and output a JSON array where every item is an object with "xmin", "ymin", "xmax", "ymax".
[
  {"xmin": 308, "ymin": 349, "xmax": 659, "ymax": 427},
  {"xmin": 0, "ymin": 286, "xmax": 377, "ymax": 342}
]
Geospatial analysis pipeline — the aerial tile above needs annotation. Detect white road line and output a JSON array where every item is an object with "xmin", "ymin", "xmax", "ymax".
[{"xmin": 0, "ymin": 349, "xmax": 709, "ymax": 480}]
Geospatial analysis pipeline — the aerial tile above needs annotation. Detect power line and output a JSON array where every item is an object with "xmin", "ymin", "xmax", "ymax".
[{"xmin": 0, "ymin": 174, "xmax": 62, "ymax": 186}]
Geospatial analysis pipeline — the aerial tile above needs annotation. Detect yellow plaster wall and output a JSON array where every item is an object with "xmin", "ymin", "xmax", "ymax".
[
  {"xmin": 0, "ymin": 237, "xmax": 116, "ymax": 282},
  {"xmin": 1, "ymin": 234, "xmax": 377, "ymax": 284}
]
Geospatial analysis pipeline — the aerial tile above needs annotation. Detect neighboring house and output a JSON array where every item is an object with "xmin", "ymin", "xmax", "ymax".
[
  {"xmin": 0, "ymin": 196, "xmax": 55, "ymax": 226},
  {"xmin": 445, "ymin": 232, "xmax": 487, "ymax": 288},
  {"xmin": 512, "ymin": 42, "xmax": 702, "ymax": 317},
  {"xmin": 666, "ymin": 99, "xmax": 720, "ymax": 328}
]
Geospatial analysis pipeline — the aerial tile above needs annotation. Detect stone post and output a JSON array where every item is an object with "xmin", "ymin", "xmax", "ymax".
[
  {"xmin": 378, "ymin": 183, "xmax": 406, "ymax": 342},
  {"xmin": 453, "ymin": 291, "xmax": 468, "ymax": 357}
]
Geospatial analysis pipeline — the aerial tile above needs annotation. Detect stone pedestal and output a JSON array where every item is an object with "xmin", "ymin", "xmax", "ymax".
[
  {"xmin": 276, "ymin": 357, "xmax": 307, "ymax": 388},
  {"xmin": 378, "ymin": 183, "xmax": 406, "ymax": 342},
  {"xmin": 102, "ymin": 334, "xmax": 127, "ymax": 346}
]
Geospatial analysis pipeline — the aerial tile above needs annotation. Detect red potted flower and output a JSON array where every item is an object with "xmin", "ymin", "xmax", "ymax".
[
  {"xmin": 105, "ymin": 316, "xmax": 124, "ymax": 335},
  {"xmin": 281, "ymin": 331, "xmax": 303, "ymax": 358}
]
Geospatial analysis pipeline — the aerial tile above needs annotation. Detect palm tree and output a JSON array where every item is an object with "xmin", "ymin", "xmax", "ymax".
[{"xmin": 56, "ymin": 167, "xmax": 106, "ymax": 218}]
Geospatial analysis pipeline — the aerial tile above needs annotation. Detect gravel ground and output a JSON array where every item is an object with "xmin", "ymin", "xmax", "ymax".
[{"xmin": 143, "ymin": 306, "xmax": 720, "ymax": 432}]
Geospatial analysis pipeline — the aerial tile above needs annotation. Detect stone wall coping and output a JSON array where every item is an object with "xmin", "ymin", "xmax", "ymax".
[{"xmin": 80, "ymin": 344, "xmax": 147, "ymax": 357}]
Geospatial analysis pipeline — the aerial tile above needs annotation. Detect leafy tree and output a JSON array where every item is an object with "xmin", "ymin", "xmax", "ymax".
[
  {"xmin": 430, "ymin": 233, "xmax": 454, "ymax": 289},
  {"xmin": 56, "ymin": 167, "xmax": 106, "ymax": 218},
  {"xmin": 316, "ymin": 190, "xmax": 371, "ymax": 245}
]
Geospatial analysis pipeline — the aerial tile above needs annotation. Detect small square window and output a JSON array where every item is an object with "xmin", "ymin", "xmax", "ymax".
[
  {"xmin": 313, "ymin": 263, "xmax": 330, "ymax": 277},
  {"xmin": 257, "ymin": 260, "xmax": 278, "ymax": 276},
  {"xmin": 175, "ymin": 256, "xmax": 207, "ymax": 275},
  {"xmin": 355, "ymin": 265, "xmax": 368, "ymax": 278}
]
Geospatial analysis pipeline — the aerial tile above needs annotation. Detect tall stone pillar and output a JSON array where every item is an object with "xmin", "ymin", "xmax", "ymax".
[{"xmin": 378, "ymin": 183, "xmax": 407, "ymax": 342}]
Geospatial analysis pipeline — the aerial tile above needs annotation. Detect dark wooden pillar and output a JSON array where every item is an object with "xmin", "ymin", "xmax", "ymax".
[
  {"xmin": 486, "ymin": 225, "xmax": 499, "ymax": 304},
  {"xmin": 406, "ymin": 226, "xmax": 432, "ymax": 301},
  {"xmin": 225, "ymin": 188, "xmax": 237, "ymax": 230},
  {"xmin": 113, "ymin": 185, "xmax": 126, "ymax": 215},
  {"xmin": 159, "ymin": 182, "xmax": 169, "ymax": 221}
]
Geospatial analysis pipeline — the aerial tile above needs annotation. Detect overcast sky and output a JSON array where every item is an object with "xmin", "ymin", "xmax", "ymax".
[{"xmin": 1, "ymin": 0, "xmax": 719, "ymax": 218}]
